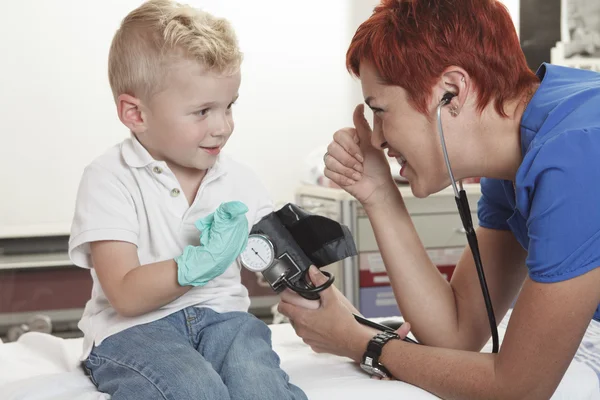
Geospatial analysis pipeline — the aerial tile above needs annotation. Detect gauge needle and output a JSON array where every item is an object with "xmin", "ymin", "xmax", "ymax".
[{"xmin": 252, "ymin": 248, "xmax": 268, "ymax": 264}]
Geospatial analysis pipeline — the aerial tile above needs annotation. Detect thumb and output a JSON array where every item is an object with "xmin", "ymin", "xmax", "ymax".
[
  {"xmin": 218, "ymin": 201, "xmax": 249, "ymax": 219},
  {"xmin": 195, "ymin": 213, "xmax": 214, "ymax": 231},
  {"xmin": 396, "ymin": 321, "xmax": 412, "ymax": 340},
  {"xmin": 308, "ymin": 266, "xmax": 335, "ymax": 304},
  {"xmin": 352, "ymin": 104, "xmax": 372, "ymax": 143},
  {"xmin": 308, "ymin": 265, "xmax": 328, "ymax": 286}
]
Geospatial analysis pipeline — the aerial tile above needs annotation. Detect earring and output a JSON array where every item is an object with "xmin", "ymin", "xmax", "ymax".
[
  {"xmin": 461, "ymin": 77, "xmax": 465, "ymax": 82},
  {"xmin": 449, "ymin": 106, "xmax": 459, "ymax": 117}
]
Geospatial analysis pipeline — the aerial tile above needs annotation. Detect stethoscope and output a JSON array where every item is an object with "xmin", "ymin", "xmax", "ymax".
[
  {"xmin": 437, "ymin": 92, "xmax": 499, "ymax": 353},
  {"xmin": 363, "ymin": 93, "xmax": 499, "ymax": 352}
]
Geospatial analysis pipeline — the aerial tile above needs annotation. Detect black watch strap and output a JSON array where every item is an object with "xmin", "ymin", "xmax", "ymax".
[{"xmin": 363, "ymin": 331, "xmax": 399, "ymax": 376}]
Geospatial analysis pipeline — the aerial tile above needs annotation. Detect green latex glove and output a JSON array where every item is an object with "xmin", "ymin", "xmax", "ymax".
[{"xmin": 175, "ymin": 201, "xmax": 249, "ymax": 287}]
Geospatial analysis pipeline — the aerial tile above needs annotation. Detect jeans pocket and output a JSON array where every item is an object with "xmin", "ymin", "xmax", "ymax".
[
  {"xmin": 87, "ymin": 353, "xmax": 102, "ymax": 367},
  {"xmin": 84, "ymin": 354, "xmax": 102, "ymax": 388}
]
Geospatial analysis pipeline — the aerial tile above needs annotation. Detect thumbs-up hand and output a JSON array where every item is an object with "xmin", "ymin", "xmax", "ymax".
[{"xmin": 324, "ymin": 104, "xmax": 397, "ymax": 207}]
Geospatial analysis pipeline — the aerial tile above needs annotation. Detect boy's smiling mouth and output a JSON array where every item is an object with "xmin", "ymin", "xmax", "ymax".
[{"xmin": 200, "ymin": 145, "xmax": 221, "ymax": 155}]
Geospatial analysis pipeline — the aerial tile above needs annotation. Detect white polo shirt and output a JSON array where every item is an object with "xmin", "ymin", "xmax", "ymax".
[{"xmin": 69, "ymin": 136, "xmax": 273, "ymax": 360}]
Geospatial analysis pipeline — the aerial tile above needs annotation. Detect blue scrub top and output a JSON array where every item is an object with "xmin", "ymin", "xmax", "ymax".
[{"xmin": 477, "ymin": 63, "xmax": 600, "ymax": 321}]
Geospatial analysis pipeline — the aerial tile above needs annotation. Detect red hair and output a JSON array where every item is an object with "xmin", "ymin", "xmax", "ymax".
[{"xmin": 346, "ymin": 0, "xmax": 538, "ymax": 116}]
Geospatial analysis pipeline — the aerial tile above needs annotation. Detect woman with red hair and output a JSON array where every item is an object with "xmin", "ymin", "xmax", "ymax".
[{"xmin": 279, "ymin": 0, "xmax": 600, "ymax": 398}]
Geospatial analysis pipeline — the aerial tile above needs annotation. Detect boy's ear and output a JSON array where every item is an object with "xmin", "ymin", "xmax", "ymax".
[{"xmin": 117, "ymin": 94, "xmax": 147, "ymax": 133}]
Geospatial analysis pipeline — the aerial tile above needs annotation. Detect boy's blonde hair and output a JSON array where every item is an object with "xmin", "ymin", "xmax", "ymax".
[{"xmin": 108, "ymin": 0, "xmax": 242, "ymax": 102}]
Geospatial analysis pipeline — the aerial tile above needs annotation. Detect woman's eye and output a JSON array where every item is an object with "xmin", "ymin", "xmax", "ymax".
[
  {"xmin": 227, "ymin": 101, "xmax": 236, "ymax": 110},
  {"xmin": 372, "ymin": 107, "xmax": 384, "ymax": 115}
]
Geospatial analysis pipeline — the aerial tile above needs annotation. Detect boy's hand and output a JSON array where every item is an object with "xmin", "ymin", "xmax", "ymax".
[{"xmin": 175, "ymin": 201, "xmax": 249, "ymax": 286}]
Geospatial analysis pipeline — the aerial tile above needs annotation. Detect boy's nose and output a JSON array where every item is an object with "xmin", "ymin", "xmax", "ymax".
[{"xmin": 211, "ymin": 113, "xmax": 233, "ymax": 137}]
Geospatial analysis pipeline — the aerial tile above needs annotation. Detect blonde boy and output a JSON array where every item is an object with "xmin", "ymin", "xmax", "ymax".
[{"xmin": 68, "ymin": 1, "xmax": 307, "ymax": 399}]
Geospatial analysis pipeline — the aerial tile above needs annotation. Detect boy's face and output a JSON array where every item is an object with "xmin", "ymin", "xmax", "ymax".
[{"xmin": 138, "ymin": 59, "xmax": 241, "ymax": 171}]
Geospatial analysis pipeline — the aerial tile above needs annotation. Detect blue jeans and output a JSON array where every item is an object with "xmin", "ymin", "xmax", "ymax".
[{"xmin": 83, "ymin": 307, "xmax": 307, "ymax": 400}]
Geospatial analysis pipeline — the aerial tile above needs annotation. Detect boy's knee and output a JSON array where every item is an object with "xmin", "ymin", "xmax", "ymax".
[
  {"xmin": 236, "ymin": 313, "xmax": 271, "ymax": 336},
  {"xmin": 168, "ymin": 369, "xmax": 228, "ymax": 400},
  {"xmin": 155, "ymin": 353, "xmax": 228, "ymax": 399},
  {"xmin": 89, "ymin": 350, "xmax": 229, "ymax": 400}
]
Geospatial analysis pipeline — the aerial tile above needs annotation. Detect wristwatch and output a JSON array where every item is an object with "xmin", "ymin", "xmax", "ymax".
[{"xmin": 360, "ymin": 331, "xmax": 400, "ymax": 378}]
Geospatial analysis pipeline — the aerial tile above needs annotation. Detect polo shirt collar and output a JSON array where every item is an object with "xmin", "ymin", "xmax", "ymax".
[
  {"xmin": 121, "ymin": 134, "xmax": 155, "ymax": 168},
  {"xmin": 121, "ymin": 133, "xmax": 228, "ymax": 178}
]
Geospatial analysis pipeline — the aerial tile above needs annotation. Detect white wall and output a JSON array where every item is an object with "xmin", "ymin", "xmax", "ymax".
[
  {"xmin": 0, "ymin": 0, "xmax": 520, "ymax": 238},
  {"xmin": 0, "ymin": 0, "xmax": 356, "ymax": 237}
]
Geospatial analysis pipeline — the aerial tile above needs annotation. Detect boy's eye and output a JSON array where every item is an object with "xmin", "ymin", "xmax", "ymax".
[
  {"xmin": 227, "ymin": 101, "xmax": 236, "ymax": 110},
  {"xmin": 195, "ymin": 108, "xmax": 209, "ymax": 116}
]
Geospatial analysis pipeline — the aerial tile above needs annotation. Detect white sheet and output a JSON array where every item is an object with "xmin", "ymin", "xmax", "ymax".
[{"xmin": 0, "ymin": 316, "xmax": 599, "ymax": 400}]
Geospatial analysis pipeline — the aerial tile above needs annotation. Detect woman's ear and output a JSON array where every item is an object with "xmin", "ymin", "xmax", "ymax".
[
  {"xmin": 433, "ymin": 66, "xmax": 470, "ymax": 115},
  {"xmin": 117, "ymin": 94, "xmax": 147, "ymax": 133}
]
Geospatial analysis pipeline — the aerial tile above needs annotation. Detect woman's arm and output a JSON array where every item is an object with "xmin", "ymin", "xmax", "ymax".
[
  {"xmin": 282, "ymin": 267, "xmax": 600, "ymax": 400},
  {"xmin": 364, "ymin": 189, "xmax": 528, "ymax": 350},
  {"xmin": 363, "ymin": 268, "xmax": 600, "ymax": 399}
]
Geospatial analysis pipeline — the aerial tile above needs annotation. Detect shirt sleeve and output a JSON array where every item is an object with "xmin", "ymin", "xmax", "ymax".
[
  {"xmin": 525, "ymin": 128, "xmax": 600, "ymax": 282},
  {"xmin": 477, "ymin": 177, "xmax": 513, "ymax": 231},
  {"xmin": 68, "ymin": 163, "xmax": 139, "ymax": 268}
]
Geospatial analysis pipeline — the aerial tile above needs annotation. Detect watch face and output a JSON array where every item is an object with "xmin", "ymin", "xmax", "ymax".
[
  {"xmin": 240, "ymin": 234, "xmax": 275, "ymax": 272},
  {"xmin": 360, "ymin": 363, "xmax": 388, "ymax": 379}
]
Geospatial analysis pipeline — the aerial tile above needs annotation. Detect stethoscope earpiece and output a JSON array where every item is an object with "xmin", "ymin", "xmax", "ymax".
[{"xmin": 441, "ymin": 92, "xmax": 456, "ymax": 106}]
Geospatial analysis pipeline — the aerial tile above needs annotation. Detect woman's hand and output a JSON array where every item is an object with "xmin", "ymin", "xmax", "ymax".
[
  {"xmin": 279, "ymin": 266, "xmax": 412, "ymax": 364},
  {"xmin": 325, "ymin": 104, "xmax": 397, "ymax": 207},
  {"xmin": 278, "ymin": 266, "xmax": 368, "ymax": 360},
  {"xmin": 370, "ymin": 315, "xmax": 413, "ymax": 381}
]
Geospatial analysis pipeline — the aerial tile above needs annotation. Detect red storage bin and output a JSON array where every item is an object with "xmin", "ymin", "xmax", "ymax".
[{"xmin": 359, "ymin": 248, "xmax": 463, "ymax": 287}]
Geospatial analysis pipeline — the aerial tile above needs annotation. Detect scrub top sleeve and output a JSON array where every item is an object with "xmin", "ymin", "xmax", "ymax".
[
  {"xmin": 477, "ymin": 178, "xmax": 513, "ymax": 231},
  {"xmin": 525, "ymin": 128, "xmax": 600, "ymax": 282}
]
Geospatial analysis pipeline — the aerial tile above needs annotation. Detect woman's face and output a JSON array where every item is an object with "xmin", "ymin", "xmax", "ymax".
[{"xmin": 359, "ymin": 62, "xmax": 456, "ymax": 198}]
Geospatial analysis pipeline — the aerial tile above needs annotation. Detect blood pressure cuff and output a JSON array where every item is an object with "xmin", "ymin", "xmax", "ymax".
[{"xmin": 250, "ymin": 203, "xmax": 357, "ymax": 270}]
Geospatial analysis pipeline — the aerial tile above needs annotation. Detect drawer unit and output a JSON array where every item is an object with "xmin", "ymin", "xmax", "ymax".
[
  {"xmin": 357, "ymin": 212, "xmax": 478, "ymax": 252},
  {"xmin": 359, "ymin": 286, "xmax": 401, "ymax": 318},
  {"xmin": 359, "ymin": 248, "xmax": 462, "ymax": 287},
  {"xmin": 0, "ymin": 267, "xmax": 91, "ymax": 314},
  {"xmin": 295, "ymin": 183, "xmax": 482, "ymax": 311},
  {"xmin": 359, "ymin": 249, "xmax": 461, "ymax": 318},
  {"xmin": 355, "ymin": 188, "xmax": 481, "ymax": 216},
  {"xmin": 296, "ymin": 195, "xmax": 341, "ymax": 221}
]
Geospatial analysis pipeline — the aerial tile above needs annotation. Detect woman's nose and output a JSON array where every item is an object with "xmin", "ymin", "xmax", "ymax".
[{"xmin": 371, "ymin": 115, "xmax": 386, "ymax": 149}]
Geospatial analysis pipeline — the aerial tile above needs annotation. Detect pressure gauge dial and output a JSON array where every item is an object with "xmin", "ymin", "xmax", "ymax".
[{"xmin": 240, "ymin": 234, "xmax": 276, "ymax": 272}]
